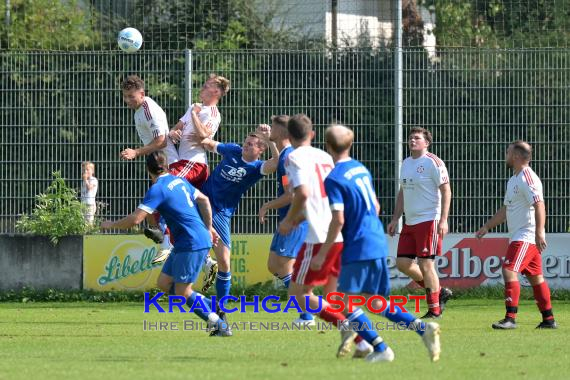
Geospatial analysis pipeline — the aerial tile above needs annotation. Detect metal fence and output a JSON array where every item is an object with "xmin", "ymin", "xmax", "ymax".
[{"xmin": 1, "ymin": 49, "xmax": 568, "ymax": 235}]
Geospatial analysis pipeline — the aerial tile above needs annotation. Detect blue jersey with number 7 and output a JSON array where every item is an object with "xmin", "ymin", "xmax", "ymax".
[
  {"xmin": 324, "ymin": 159, "xmax": 387, "ymax": 263},
  {"xmin": 138, "ymin": 174, "xmax": 212, "ymax": 252}
]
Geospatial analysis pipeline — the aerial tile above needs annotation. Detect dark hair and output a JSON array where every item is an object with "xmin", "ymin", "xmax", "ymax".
[
  {"xmin": 146, "ymin": 151, "xmax": 168, "ymax": 175},
  {"xmin": 408, "ymin": 127, "xmax": 433, "ymax": 146},
  {"xmin": 287, "ymin": 113, "xmax": 313, "ymax": 140},
  {"xmin": 271, "ymin": 115, "xmax": 290, "ymax": 129},
  {"xmin": 510, "ymin": 140, "xmax": 532, "ymax": 161},
  {"xmin": 121, "ymin": 75, "xmax": 145, "ymax": 92}
]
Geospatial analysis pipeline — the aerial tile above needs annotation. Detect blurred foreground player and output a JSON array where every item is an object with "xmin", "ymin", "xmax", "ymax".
[{"xmin": 476, "ymin": 141, "xmax": 557, "ymax": 329}]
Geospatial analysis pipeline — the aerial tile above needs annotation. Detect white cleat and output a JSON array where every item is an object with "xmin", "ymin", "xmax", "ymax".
[
  {"xmin": 365, "ymin": 347, "xmax": 395, "ymax": 363},
  {"xmin": 422, "ymin": 322, "xmax": 441, "ymax": 362},
  {"xmin": 201, "ymin": 257, "xmax": 218, "ymax": 292},
  {"xmin": 151, "ymin": 248, "xmax": 171, "ymax": 265},
  {"xmin": 337, "ymin": 328, "xmax": 358, "ymax": 358},
  {"xmin": 353, "ymin": 342, "xmax": 374, "ymax": 359},
  {"xmin": 292, "ymin": 318, "xmax": 316, "ymax": 328}
]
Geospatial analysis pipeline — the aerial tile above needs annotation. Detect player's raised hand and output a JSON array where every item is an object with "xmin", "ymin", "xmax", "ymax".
[
  {"xmin": 256, "ymin": 124, "xmax": 271, "ymax": 140},
  {"xmin": 387, "ymin": 220, "xmax": 399, "ymax": 236},
  {"xmin": 169, "ymin": 129, "xmax": 182, "ymax": 143},
  {"xmin": 475, "ymin": 225, "xmax": 488, "ymax": 239},
  {"xmin": 192, "ymin": 103, "xmax": 202, "ymax": 114},
  {"xmin": 258, "ymin": 203, "xmax": 269, "ymax": 224},
  {"xmin": 121, "ymin": 148, "xmax": 137, "ymax": 160}
]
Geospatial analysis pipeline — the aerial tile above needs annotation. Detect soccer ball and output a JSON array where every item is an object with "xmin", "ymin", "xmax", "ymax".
[{"xmin": 117, "ymin": 28, "xmax": 143, "ymax": 53}]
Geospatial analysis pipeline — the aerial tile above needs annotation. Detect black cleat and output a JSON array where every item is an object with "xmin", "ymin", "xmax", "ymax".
[
  {"xmin": 492, "ymin": 318, "xmax": 517, "ymax": 329},
  {"xmin": 144, "ymin": 227, "xmax": 164, "ymax": 244},
  {"xmin": 439, "ymin": 287, "xmax": 453, "ymax": 312},
  {"xmin": 536, "ymin": 320, "xmax": 558, "ymax": 329},
  {"xmin": 209, "ymin": 309, "xmax": 233, "ymax": 337},
  {"xmin": 420, "ymin": 311, "xmax": 442, "ymax": 320}
]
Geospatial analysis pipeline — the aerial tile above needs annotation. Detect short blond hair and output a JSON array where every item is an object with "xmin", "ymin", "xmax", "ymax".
[{"xmin": 325, "ymin": 125, "xmax": 354, "ymax": 154}]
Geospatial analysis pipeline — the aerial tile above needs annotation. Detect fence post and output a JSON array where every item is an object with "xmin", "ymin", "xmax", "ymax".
[
  {"xmin": 394, "ymin": 0, "xmax": 403, "ymax": 231},
  {"xmin": 185, "ymin": 49, "xmax": 192, "ymax": 110}
]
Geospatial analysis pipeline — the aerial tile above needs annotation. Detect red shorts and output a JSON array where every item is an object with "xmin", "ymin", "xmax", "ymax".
[
  {"xmin": 168, "ymin": 160, "xmax": 209, "ymax": 189},
  {"xmin": 292, "ymin": 242, "xmax": 343, "ymax": 286},
  {"xmin": 397, "ymin": 220, "xmax": 442, "ymax": 258},
  {"xmin": 504, "ymin": 241, "xmax": 542, "ymax": 276}
]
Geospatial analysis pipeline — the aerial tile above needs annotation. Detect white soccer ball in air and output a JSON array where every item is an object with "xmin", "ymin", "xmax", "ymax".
[{"xmin": 117, "ymin": 27, "xmax": 143, "ymax": 53}]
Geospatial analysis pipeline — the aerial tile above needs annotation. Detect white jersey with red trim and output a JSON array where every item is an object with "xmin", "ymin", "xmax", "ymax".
[
  {"xmin": 400, "ymin": 153, "xmax": 449, "ymax": 225},
  {"xmin": 176, "ymin": 104, "xmax": 221, "ymax": 164},
  {"xmin": 504, "ymin": 167, "xmax": 544, "ymax": 243},
  {"xmin": 285, "ymin": 145, "xmax": 343, "ymax": 244},
  {"xmin": 133, "ymin": 97, "xmax": 177, "ymax": 164}
]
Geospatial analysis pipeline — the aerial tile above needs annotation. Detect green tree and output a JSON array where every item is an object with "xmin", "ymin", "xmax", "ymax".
[{"xmin": 0, "ymin": 0, "xmax": 100, "ymax": 50}]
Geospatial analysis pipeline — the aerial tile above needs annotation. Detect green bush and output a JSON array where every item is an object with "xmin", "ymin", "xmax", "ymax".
[{"xmin": 16, "ymin": 171, "xmax": 96, "ymax": 244}]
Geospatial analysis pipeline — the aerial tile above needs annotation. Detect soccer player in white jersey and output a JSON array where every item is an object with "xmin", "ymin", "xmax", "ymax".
[
  {"xmin": 155, "ymin": 75, "xmax": 230, "ymax": 287},
  {"xmin": 120, "ymin": 75, "xmax": 178, "ymax": 259},
  {"xmin": 387, "ymin": 127, "xmax": 453, "ymax": 319},
  {"xmin": 167, "ymin": 74, "xmax": 230, "ymax": 189},
  {"xmin": 476, "ymin": 141, "xmax": 557, "ymax": 329},
  {"xmin": 278, "ymin": 114, "xmax": 357, "ymax": 350}
]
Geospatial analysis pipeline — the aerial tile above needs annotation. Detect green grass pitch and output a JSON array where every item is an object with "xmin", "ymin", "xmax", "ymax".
[{"xmin": 0, "ymin": 300, "xmax": 568, "ymax": 380}]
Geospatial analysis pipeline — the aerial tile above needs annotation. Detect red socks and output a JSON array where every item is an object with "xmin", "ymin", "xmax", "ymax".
[
  {"xmin": 426, "ymin": 288, "xmax": 441, "ymax": 315},
  {"xmin": 504, "ymin": 281, "xmax": 520, "ymax": 319},
  {"xmin": 318, "ymin": 308, "xmax": 346, "ymax": 325},
  {"xmin": 533, "ymin": 281, "xmax": 554, "ymax": 321}
]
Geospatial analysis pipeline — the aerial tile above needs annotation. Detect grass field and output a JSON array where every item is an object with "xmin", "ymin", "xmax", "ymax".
[{"xmin": 0, "ymin": 299, "xmax": 568, "ymax": 380}]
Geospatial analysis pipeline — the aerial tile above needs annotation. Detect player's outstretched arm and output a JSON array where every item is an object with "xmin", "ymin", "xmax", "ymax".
[
  {"xmin": 101, "ymin": 209, "xmax": 148, "ymax": 230},
  {"xmin": 191, "ymin": 104, "xmax": 213, "ymax": 140},
  {"xmin": 310, "ymin": 210, "xmax": 344, "ymax": 271},
  {"xmin": 387, "ymin": 188, "xmax": 404, "ymax": 236},
  {"xmin": 200, "ymin": 137, "xmax": 220, "ymax": 153},
  {"xmin": 168, "ymin": 120, "xmax": 185, "ymax": 143},
  {"xmin": 121, "ymin": 135, "xmax": 167, "ymax": 160},
  {"xmin": 475, "ymin": 206, "xmax": 507, "ymax": 239}
]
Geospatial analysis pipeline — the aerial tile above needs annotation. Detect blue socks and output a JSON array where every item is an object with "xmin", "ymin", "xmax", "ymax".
[
  {"xmin": 216, "ymin": 271, "xmax": 232, "ymax": 308},
  {"xmin": 380, "ymin": 303, "xmax": 426, "ymax": 336},
  {"xmin": 347, "ymin": 308, "xmax": 387, "ymax": 352},
  {"xmin": 186, "ymin": 291, "xmax": 213, "ymax": 322}
]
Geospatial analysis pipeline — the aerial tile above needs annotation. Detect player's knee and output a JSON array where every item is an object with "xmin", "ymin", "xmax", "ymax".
[
  {"xmin": 418, "ymin": 257, "xmax": 435, "ymax": 272},
  {"xmin": 396, "ymin": 258, "xmax": 413, "ymax": 273}
]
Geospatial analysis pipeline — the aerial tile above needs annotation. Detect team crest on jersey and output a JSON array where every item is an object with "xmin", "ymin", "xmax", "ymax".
[
  {"xmin": 513, "ymin": 185, "xmax": 519, "ymax": 194},
  {"xmin": 221, "ymin": 165, "xmax": 247, "ymax": 182},
  {"xmin": 416, "ymin": 165, "xmax": 425, "ymax": 173}
]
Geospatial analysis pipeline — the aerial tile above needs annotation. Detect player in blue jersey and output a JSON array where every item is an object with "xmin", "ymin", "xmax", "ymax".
[
  {"xmin": 312, "ymin": 125, "xmax": 441, "ymax": 362},
  {"xmin": 258, "ymin": 115, "xmax": 313, "ymax": 326},
  {"xmin": 200, "ymin": 127, "xmax": 279, "ymax": 315},
  {"xmin": 101, "ymin": 151, "xmax": 230, "ymax": 336}
]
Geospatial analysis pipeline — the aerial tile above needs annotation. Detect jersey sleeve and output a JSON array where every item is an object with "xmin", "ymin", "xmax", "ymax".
[
  {"xmin": 285, "ymin": 154, "xmax": 310, "ymax": 188},
  {"xmin": 138, "ymin": 185, "xmax": 163, "ymax": 214},
  {"xmin": 149, "ymin": 113, "xmax": 168, "ymax": 139},
  {"xmin": 325, "ymin": 177, "xmax": 344, "ymax": 211},
  {"xmin": 521, "ymin": 172, "xmax": 544, "ymax": 205},
  {"xmin": 179, "ymin": 108, "xmax": 192, "ymax": 125},
  {"xmin": 216, "ymin": 143, "xmax": 242, "ymax": 157},
  {"xmin": 430, "ymin": 161, "xmax": 450, "ymax": 187}
]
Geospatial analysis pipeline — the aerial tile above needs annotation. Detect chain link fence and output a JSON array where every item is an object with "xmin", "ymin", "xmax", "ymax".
[{"xmin": 1, "ymin": 49, "xmax": 568, "ymax": 235}]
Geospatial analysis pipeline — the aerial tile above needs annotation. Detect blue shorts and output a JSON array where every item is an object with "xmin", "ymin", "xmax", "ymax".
[
  {"xmin": 161, "ymin": 248, "xmax": 210, "ymax": 284},
  {"xmin": 338, "ymin": 257, "xmax": 391, "ymax": 297},
  {"xmin": 270, "ymin": 222, "xmax": 308, "ymax": 258},
  {"xmin": 212, "ymin": 209, "xmax": 232, "ymax": 249}
]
